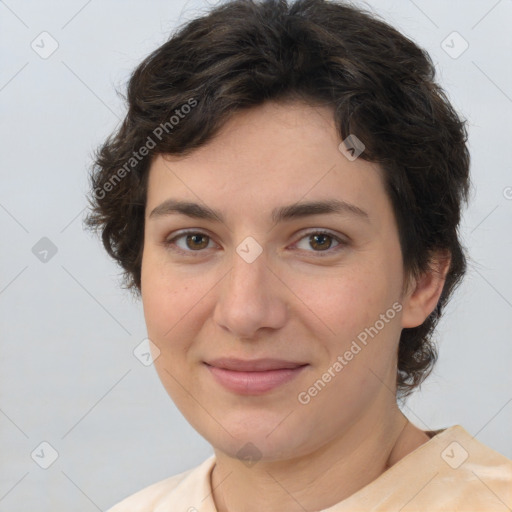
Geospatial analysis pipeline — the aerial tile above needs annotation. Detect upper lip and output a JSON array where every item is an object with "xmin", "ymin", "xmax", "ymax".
[{"xmin": 205, "ymin": 358, "xmax": 308, "ymax": 371}]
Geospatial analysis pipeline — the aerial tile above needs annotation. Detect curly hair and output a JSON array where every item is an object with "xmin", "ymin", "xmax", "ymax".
[{"xmin": 85, "ymin": 0, "xmax": 471, "ymax": 399}]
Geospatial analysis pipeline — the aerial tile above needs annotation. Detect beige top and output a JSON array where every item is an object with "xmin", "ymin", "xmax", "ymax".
[{"xmin": 107, "ymin": 425, "xmax": 512, "ymax": 511}]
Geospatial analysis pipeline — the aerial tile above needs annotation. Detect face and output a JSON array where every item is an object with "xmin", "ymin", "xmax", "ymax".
[{"xmin": 141, "ymin": 100, "xmax": 411, "ymax": 461}]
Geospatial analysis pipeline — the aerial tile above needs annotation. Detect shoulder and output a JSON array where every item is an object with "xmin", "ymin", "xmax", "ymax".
[
  {"xmin": 106, "ymin": 455, "xmax": 216, "ymax": 512},
  {"xmin": 341, "ymin": 425, "xmax": 512, "ymax": 512},
  {"xmin": 407, "ymin": 425, "xmax": 512, "ymax": 511}
]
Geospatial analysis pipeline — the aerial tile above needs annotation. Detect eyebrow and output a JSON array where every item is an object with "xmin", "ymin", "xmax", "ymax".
[{"xmin": 149, "ymin": 198, "xmax": 369, "ymax": 224}]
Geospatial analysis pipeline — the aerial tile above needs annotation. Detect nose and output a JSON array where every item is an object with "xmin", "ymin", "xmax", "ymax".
[{"xmin": 213, "ymin": 245, "xmax": 288, "ymax": 340}]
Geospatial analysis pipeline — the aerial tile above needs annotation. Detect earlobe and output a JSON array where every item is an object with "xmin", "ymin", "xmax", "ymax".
[{"xmin": 401, "ymin": 251, "xmax": 451, "ymax": 329}]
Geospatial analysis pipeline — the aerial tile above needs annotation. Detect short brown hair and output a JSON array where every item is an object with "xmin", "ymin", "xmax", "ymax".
[{"xmin": 85, "ymin": 0, "xmax": 471, "ymax": 398}]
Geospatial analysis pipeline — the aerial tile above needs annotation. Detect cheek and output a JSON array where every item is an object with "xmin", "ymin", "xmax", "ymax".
[
  {"xmin": 291, "ymin": 244, "xmax": 404, "ymax": 388},
  {"xmin": 140, "ymin": 251, "xmax": 223, "ymax": 367},
  {"xmin": 296, "ymin": 259, "xmax": 402, "ymax": 343},
  {"xmin": 140, "ymin": 256, "xmax": 207, "ymax": 413},
  {"xmin": 140, "ymin": 252, "xmax": 197, "ymax": 350}
]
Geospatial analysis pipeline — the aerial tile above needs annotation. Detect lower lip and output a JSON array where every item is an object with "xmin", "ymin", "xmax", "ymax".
[{"xmin": 205, "ymin": 364, "xmax": 307, "ymax": 395}]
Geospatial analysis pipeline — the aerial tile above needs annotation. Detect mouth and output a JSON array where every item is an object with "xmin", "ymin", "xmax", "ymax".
[{"xmin": 204, "ymin": 358, "xmax": 309, "ymax": 395}]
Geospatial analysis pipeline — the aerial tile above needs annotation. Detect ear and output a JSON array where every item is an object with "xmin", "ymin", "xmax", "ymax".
[{"xmin": 401, "ymin": 250, "xmax": 451, "ymax": 329}]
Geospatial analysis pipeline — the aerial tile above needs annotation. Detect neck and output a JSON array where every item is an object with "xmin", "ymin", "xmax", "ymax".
[{"xmin": 211, "ymin": 405, "xmax": 430, "ymax": 512}]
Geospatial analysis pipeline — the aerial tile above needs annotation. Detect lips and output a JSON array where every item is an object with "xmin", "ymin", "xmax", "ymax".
[
  {"xmin": 206, "ymin": 357, "xmax": 307, "ymax": 371},
  {"xmin": 204, "ymin": 358, "xmax": 308, "ymax": 394}
]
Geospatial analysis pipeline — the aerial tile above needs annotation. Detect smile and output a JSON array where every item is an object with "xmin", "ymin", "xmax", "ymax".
[{"xmin": 204, "ymin": 358, "xmax": 309, "ymax": 395}]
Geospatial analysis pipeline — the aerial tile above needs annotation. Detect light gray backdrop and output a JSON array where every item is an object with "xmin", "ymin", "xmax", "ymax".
[{"xmin": 1, "ymin": 0, "xmax": 511, "ymax": 510}]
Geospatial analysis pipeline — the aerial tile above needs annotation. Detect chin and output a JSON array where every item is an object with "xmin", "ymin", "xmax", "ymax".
[{"xmin": 198, "ymin": 410, "xmax": 314, "ymax": 462}]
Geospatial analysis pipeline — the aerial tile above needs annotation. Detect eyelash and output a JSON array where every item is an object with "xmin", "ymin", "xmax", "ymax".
[{"xmin": 162, "ymin": 229, "xmax": 348, "ymax": 258}]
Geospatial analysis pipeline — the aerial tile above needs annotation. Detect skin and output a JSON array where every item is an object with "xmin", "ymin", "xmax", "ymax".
[{"xmin": 140, "ymin": 100, "xmax": 450, "ymax": 511}]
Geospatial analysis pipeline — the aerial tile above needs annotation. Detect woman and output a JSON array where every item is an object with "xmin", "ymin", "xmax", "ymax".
[{"xmin": 86, "ymin": 0, "xmax": 512, "ymax": 510}]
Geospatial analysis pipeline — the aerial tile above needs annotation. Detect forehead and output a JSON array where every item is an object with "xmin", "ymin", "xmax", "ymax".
[{"xmin": 145, "ymin": 100, "xmax": 390, "ymax": 227}]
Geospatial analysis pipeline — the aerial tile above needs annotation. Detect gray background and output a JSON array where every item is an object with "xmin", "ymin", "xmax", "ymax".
[{"xmin": 1, "ymin": 0, "xmax": 511, "ymax": 510}]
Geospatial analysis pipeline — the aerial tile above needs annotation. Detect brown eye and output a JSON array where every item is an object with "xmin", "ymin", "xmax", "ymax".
[
  {"xmin": 164, "ymin": 231, "xmax": 215, "ymax": 255},
  {"xmin": 309, "ymin": 233, "xmax": 333, "ymax": 251},
  {"xmin": 185, "ymin": 233, "xmax": 210, "ymax": 250},
  {"xmin": 294, "ymin": 230, "xmax": 346, "ymax": 256}
]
